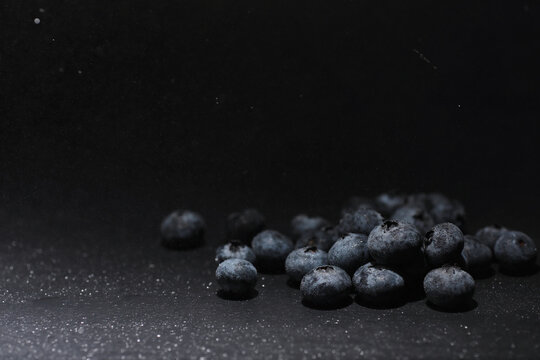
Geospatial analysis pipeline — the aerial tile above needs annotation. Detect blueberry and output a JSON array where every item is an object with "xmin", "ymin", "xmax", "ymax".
[
  {"xmin": 341, "ymin": 196, "xmax": 376, "ymax": 216},
  {"xmin": 160, "ymin": 210, "xmax": 205, "ymax": 250},
  {"xmin": 226, "ymin": 209, "xmax": 266, "ymax": 244},
  {"xmin": 367, "ymin": 220, "xmax": 424, "ymax": 266},
  {"xmin": 423, "ymin": 266, "xmax": 475, "ymax": 309},
  {"xmin": 460, "ymin": 235, "xmax": 492, "ymax": 271},
  {"xmin": 391, "ymin": 205, "xmax": 435, "ymax": 234},
  {"xmin": 494, "ymin": 231, "xmax": 537, "ymax": 271},
  {"xmin": 291, "ymin": 214, "xmax": 330, "ymax": 239},
  {"xmin": 295, "ymin": 228, "xmax": 335, "ymax": 251},
  {"xmin": 353, "ymin": 262, "xmax": 405, "ymax": 305},
  {"xmin": 428, "ymin": 194, "xmax": 466, "ymax": 229},
  {"xmin": 216, "ymin": 259, "xmax": 258, "ymax": 295},
  {"xmin": 285, "ymin": 246, "xmax": 328, "ymax": 283},
  {"xmin": 216, "ymin": 240, "xmax": 256, "ymax": 264},
  {"xmin": 406, "ymin": 193, "xmax": 431, "ymax": 211},
  {"xmin": 338, "ymin": 208, "xmax": 383, "ymax": 235},
  {"xmin": 251, "ymin": 230, "xmax": 293, "ymax": 272},
  {"xmin": 300, "ymin": 265, "xmax": 352, "ymax": 307},
  {"xmin": 375, "ymin": 192, "xmax": 407, "ymax": 217},
  {"xmin": 424, "ymin": 223, "xmax": 465, "ymax": 267},
  {"xmin": 475, "ymin": 224, "xmax": 508, "ymax": 249},
  {"xmin": 328, "ymin": 233, "xmax": 370, "ymax": 275}
]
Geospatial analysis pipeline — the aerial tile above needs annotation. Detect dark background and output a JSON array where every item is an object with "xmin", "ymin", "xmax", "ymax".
[{"xmin": 1, "ymin": 0, "xmax": 540, "ymax": 359}]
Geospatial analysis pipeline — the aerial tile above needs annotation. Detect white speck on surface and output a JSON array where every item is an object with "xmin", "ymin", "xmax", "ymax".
[{"xmin": 34, "ymin": 18, "xmax": 41, "ymax": 24}]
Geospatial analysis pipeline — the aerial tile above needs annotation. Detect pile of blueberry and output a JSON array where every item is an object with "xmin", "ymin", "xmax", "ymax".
[{"xmin": 160, "ymin": 192, "xmax": 538, "ymax": 310}]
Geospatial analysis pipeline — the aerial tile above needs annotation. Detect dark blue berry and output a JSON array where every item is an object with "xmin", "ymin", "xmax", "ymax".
[
  {"xmin": 424, "ymin": 223, "xmax": 464, "ymax": 267},
  {"xmin": 160, "ymin": 210, "xmax": 205, "ymax": 250},
  {"xmin": 216, "ymin": 240, "xmax": 256, "ymax": 264},
  {"xmin": 328, "ymin": 233, "xmax": 370, "ymax": 275},
  {"xmin": 353, "ymin": 262, "xmax": 405, "ymax": 304},
  {"xmin": 475, "ymin": 224, "xmax": 508, "ymax": 249},
  {"xmin": 341, "ymin": 196, "xmax": 376, "ymax": 216},
  {"xmin": 295, "ymin": 228, "xmax": 336, "ymax": 251},
  {"xmin": 375, "ymin": 192, "xmax": 407, "ymax": 217},
  {"xmin": 367, "ymin": 220, "xmax": 424, "ymax": 266},
  {"xmin": 285, "ymin": 246, "xmax": 328, "ymax": 283},
  {"xmin": 423, "ymin": 266, "xmax": 475, "ymax": 309},
  {"xmin": 227, "ymin": 209, "xmax": 266, "ymax": 244},
  {"xmin": 252, "ymin": 230, "xmax": 293, "ymax": 272},
  {"xmin": 391, "ymin": 205, "xmax": 435, "ymax": 234},
  {"xmin": 216, "ymin": 259, "xmax": 258, "ymax": 295},
  {"xmin": 428, "ymin": 194, "xmax": 466, "ymax": 229},
  {"xmin": 494, "ymin": 231, "xmax": 537, "ymax": 271},
  {"xmin": 460, "ymin": 235, "xmax": 492, "ymax": 271},
  {"xmin": 291, "ymin": 214, "xmax": 330, "ymax": 239},
  {"xmin": 300, "ymin": 265, "xmax": 352, "ymax": 307},
  {"xmin": 338, "ymin": 208, "xmax": 383, "ymax": 235}
]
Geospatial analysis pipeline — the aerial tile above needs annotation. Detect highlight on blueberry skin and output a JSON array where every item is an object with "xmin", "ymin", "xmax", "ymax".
[
  {"xmin": 328, "ymin": 233, "xmax": 370, "ymax": 275},
  {"xmin": 300, "ymin": 265, "xmax": 352, "ymax": 307},
  {"xmin": 353, "ymin": 262, "xmax": 405, "ymax": 305},
  {"xmin": 338, "ymin": 207, "xmax": 384, "ymax": 235},
  {"xmin": 460, "ymin": 235, "xmax": 493, "ymax": 273},
  {"xmin": 285, "ymin": 246, "xmax": 328, "ymax": 283},
  {"xmin": 391, "ymin": 205, "xmax": 435, "ymax": 235},
  {"xmin": 216, "ymin": 258, "xmax": 258, "ymax": 296},
  {"xmin": 423, "ymin": 223, "xmax": 465, "ymax": 267},
  {"xmin": 367, "ymin": 220, "xmax": 424, "ymax": 266},
  {"xmin": 216, "ymin": 240, "xmax": 256, "ymax": 264},
  {"xmin": 423, "ymin": 266, "xmax": 475, "ymax": 310},
  {"xmin": 160, "ymin": 210, "xmax": 206, "ymax": 250},
  {"xmin": 295, "ymin": 228, "xmax": 336, "ymax": 252},
  {"xmin": 494, "ymin": 231, "xmax": 537, "ymax": 272},
  {"xmin": 290, "ymin": 214, "xmax": 330, "ymax": 239},
  {"xmin": 226, "ymin": 208, "xmax": 266, "ymax": 244},
  {"xmin": 251, "ymin": 230, "xmax": 294, "ymax": 272},
  {"xmin": 475, "ymin": 224, "xmax": 508, "ymax": 249}
]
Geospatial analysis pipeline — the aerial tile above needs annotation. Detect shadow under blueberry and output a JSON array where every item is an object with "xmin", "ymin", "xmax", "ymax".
[
  {"xmin": 301, "ymin": 296, "xmax": 353, "ymax": 310},
  {"xmin": 355, "ymin": 295, "xmax": 406, "ymax": 309},
  {"xmin": 498, "ymin": 263, "xmax": 539, "ymax": 277},
  {"xmin": 217, "ymin": 289, "xmax": 259, "ymax": 301},
  {"xmin": 426, "ymin": 299, "xmax": 478, "ymax": 313},
  {"xmin": 286, "ymin": 278, "xmax": 300, "ymax": 289},
  {"xmin": 469, "ymin": 266, "xmax": 496, "ymax": 280}
]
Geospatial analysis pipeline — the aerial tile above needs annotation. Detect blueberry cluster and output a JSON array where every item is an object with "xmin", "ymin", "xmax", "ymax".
[{"xmin": 161, "ymin": 192, "xmax": 538, "ymax": 310}]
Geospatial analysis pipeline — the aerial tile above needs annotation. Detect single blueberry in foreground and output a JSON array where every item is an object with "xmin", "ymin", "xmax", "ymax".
[
  {"xmin": 285, "ymin": 246, "xmax": 328, "ymax": 283},
  {"xmin": 291, "ymin": 214, "xmax": 330, "ymax": 239},
  {"xmin": 295, "ymin": 227, "xmax": 336, "ymax": 251},
  {"xmin": 328, "ymin": 233, "xmax": 370, "ymax": 275},
  {"xmin": 494, "ymin": 231, "xmax": 537, "ymax": 271},
  {"xmin": 300, "ymin": 265, "xmax": 352, "ymax": 307},
  {"xmin": 353, "ymin": 262, "xmax": 405, "ymax": 305},
  {"xmin": 226, "ymin": 209, "xmax": 266, "ymax": 244},
  {"xmin": 475, "ymin": 224, "xmax": 508, "ymax": 249},
  {"xmin": 423, "ymin": 266, "xmax": 475, "ymax": 310},
  {"xmin": 216, "ymin": 259, "xmax": 258, "ymax": 296},
  {"xmin": 338, "ymin": 208, "xmax": 383, "ymax": 235},
  {"xmin": 460, "ymin": 235, "xmax": 492, "ymax": 271},
  {"xmin": 424, "ymin": 223, "xmax": 465, "ymax": 267},
  {"xmin": 216, "ymin": 240, "xmax": 256, "ymax": 264},
  {"xmin": 252, "ymin": 230, "xmax": 293, "ymax": 272},
  {"xmin": 367, "ymin": 220, "xmax": 424, "ymax": 266},
  {"xmin": 160, "ymin": 210, "xmax": 205, "ymax": 250},
  {"xmin": 391, "ymin": 205, "xmax": 435, "ymax": 234}
]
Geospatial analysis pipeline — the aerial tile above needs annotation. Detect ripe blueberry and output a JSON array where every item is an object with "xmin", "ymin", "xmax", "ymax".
[
  {"xmin": 391, "ymin": 205, "xmax": 435, "ymax": 234},
  {"xmin": 291, "ymin": 214, "xmax": 330, "ymax": 239},
  {"xmin": 423, "ymin": 266, "xmax": 475, "ymax": 310},
  {"xmin": 367, "ymin": 220, "xmax": 424, "ymax": 266},
  {"xmin": 216, "ymin": 240, "xmax": 256, "ymax": 264},
  {"xmin": 338, "ymin": 208, "xmax": 383, "ymax": 235},
  {"xmin": 328, "ymin": 233, "xmax": 370, "ymax": 275},
  {"xmin": 424, "ymin": 223, "xmax": 464, "ymax": 267},
  {"xmin": 285, "ymin": 246, "xmax": 328, "ymax": 283},
  {"xmin": 226, "ymin": 209, "xmax": 265, "ymax": 244},
  {"xmin": 300, "ymin": 265, "xmax": 352, "ymax": 307},
  {"xmin": 160, "ymin": 210, "xmax": 205, "ymax": 250},
  {"xmin": 475, "ymin": 224, "xmax": 508, "ymax": 249},
  {"xmin": 251, "ymin": 230, "xmax": 293, "ymax": 272},
  {"xmin": 353, "ymin": 262, "xmax": 405, "ymax": 305},
  {"xmin": 216, "ymin": 258, "xmax": 257, "ymax": 295},
  {"xmin": 494, "ymin": 231, "xmax": 537, "ymax": 271}
]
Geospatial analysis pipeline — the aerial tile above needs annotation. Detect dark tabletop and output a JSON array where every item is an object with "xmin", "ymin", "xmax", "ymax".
[{"xmin": 2, "ymin": 0, "xmax": 540, "ymax": 358}]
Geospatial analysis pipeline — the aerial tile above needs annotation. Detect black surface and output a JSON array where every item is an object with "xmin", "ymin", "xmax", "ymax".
[{"xmin": 2, "ymin": 0, "xmax": 540, "ymax": 358}]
